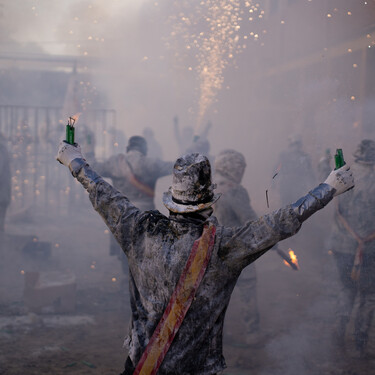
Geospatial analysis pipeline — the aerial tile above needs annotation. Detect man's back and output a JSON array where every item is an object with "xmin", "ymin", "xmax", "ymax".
[
  {"xmin": 117, "ymin": 206, "xmax": 300, "ymax": 374},
  {"xmin": 78, "ymin": 166, "xmax": 329, "ymax": 373},
  {"xmin": 124, "ymin": 212, "xmax": 232, "ymax": 373}
]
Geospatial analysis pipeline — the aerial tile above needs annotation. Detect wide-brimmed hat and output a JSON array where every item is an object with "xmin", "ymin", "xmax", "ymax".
[
  {"xmin": 163, "ymin": 153, "xmax": 221, "ymax": 213},
  {"xmin": 353, "ymin": 139, "xmax": 375, "ymax": 165}
]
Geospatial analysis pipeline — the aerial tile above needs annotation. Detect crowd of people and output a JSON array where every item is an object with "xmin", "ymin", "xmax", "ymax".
[
  {"xmin": 2, "ymin": 114, "xmax": 374, "ymax": 374},
  {"xmin": 0, "ymin": 111, "xmax": 375, "ymax": 374},
  {"xmin": 53, "ymin": 116, "xmax": 375, "ymax": 375}
]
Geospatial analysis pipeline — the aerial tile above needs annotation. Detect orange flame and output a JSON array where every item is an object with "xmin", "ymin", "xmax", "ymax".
[
  {"xmin": 69, "ymin": 112, "xmax": 82, "ymax": 126},
  {"xmin": 283, "ymin": 249, "xmax": 299, "ymax": 269}
]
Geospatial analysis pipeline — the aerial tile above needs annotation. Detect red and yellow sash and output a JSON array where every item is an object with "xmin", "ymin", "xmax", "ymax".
[
  {"xmin": 128, "ymin": 174, "xmax": 155, "ymax": 198},
  {"xmin": 133, "ymin": 223, "xmax": 216, "ymax": 375},
  {"xmin": 119, "ymin": 155, "xmax": 155, "ymax": 198},
  {"xmin": 124, "ymin": 159, "xmax": 155, "ymax": 198}
]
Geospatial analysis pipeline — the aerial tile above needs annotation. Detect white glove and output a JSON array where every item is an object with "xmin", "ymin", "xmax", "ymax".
[
  {"xmin": 56, "ymin": 141, "xmax": 84, "ymax": 167},
  {"xmin": 324, "ymin": 164, "xmax": 354, "ymax": 196}
]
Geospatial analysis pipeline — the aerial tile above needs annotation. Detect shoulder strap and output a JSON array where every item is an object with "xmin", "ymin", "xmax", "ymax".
[
  {"xmin": 124, "ymin": 158, "xmax": 155, "ymax": 198},
  {"xmin": 133, "ymin": 223, "xmax": 216, "ymax": 375},
  {"xmin": 336, "ymin": 202, "xmax": 375, "ymax": 281}
]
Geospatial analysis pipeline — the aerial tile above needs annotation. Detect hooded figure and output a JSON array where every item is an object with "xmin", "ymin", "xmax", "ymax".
[
  {"xmin": 329, "ymin": 139, "xmax": 375, "ymax": 356},
  {"xmin": 213, "ymin": 150, "xmax": 260, "ymax": 356},
  {"xmin": 57, "ymin": 140, "xmax": 354, "ymax": 375}
]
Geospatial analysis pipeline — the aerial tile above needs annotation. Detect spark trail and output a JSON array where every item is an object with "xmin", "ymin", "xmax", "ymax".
[{"xmin": 170, "ymin": 1, "xmax": 263, "ymax": 133}]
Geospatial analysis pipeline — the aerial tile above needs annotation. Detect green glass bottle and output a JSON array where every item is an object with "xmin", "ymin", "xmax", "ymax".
[
  {"xmin": 334, "ymin": 148, "xmax": 345, "ymax": 170},
  {"xmin": 65, "ymin": 117, "xmax": 75, "ymax": 145},
  {"xmin": 66, "ymin": 124, "xmax": 75, "ymax": 145}
]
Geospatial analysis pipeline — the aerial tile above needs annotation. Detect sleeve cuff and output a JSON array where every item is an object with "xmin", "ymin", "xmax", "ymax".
[
  {"xmin": 69, "ymin": 158, "xmax": 88, "ymax": 178},
  {"xmin": 291, "ymin": 183, "xmax": 336, "ymax": 222}
]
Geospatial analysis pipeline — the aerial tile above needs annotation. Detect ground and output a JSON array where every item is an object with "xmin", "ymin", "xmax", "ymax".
[{"xmin": 0, "ymin": 200, "xmax": 374, "ymax": 375}]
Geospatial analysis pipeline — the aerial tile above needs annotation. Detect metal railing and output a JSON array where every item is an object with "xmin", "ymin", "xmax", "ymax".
[{"xmin": 0, "ymin": 105, "xmax": 117, "ymax": 217}]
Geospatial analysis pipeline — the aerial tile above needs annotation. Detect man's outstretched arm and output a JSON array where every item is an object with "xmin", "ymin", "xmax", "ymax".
[
  {"xmin": 56, "ymin": 141, "xmax": 139, "ymax": 252},
  {"xmin": 220, "ymin": 165, "xmax": 354, "ymax": 270}
]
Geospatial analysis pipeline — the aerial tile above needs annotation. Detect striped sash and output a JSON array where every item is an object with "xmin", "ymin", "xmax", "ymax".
[{"xmin": 133, "ymin": 223, "xmax": 216, "ymax": 375}]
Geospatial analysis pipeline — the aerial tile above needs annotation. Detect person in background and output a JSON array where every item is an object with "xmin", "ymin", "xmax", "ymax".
[
  {"xmin": 329, "ymin": 139, "xmax": 375, "ymax": 357},
  {"xmin": 92, "ymin": 135, "xmax": 173, "ymax": 213}
]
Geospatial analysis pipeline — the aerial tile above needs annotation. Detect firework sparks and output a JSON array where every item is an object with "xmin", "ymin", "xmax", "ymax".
[{"xmin": 170, "ymin": 1, "xmax": 263, "ymax": 132}]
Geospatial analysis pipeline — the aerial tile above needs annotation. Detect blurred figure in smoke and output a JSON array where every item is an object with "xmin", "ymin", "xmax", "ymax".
[
  {"xmin": 329, "ymin": 139, "xmax": 375, "ymax": 357},
  {"xmin": 142, "ymin": 127, "xmax": 163, "ymax": 159},
  {"xmin": 92, "ymin": 136, "xmax": 173, "ymax": 211},
  {"xmin": 213, "ymin": 150, "xmax": 260, "ymax": 361},
  {"xmin": 275, "ymin": 134, "xmax": 316, "ymax": 205},
  {"xmin": 90, "ymin": 136, "xmax": 173, "ymax": 273},
  {"xmin": 0, "ymin": 133, "xmax": 11, "ymax": 232},
  {"xmin": 57, "ymin": 140, "xmax": 354, "ymax": 375}
]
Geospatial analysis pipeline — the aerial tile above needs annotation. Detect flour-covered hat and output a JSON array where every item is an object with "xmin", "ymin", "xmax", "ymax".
[{"xmin": 163, "ymin": 153, "xmax": 220, "ymax": 213}]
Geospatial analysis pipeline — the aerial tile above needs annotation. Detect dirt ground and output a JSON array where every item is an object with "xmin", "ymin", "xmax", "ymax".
[{"xmin": 0, "ymin": 199, "xmax": 374, "ymax": 375}]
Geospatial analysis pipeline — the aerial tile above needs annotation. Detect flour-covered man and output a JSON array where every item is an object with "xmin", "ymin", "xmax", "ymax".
[{"xmin": 57, "ymin": 141, "xmax": 354, "ymax": 375}]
